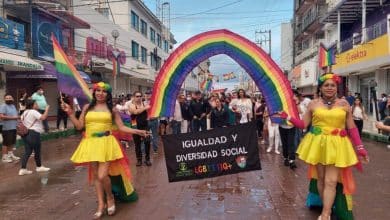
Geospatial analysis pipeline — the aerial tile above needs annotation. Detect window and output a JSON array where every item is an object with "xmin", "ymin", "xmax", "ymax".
[
  {"xmin": 141, "ymin": 19, "xmax": 147, "ymax": 36},
  {"xmin": 164, "ymin": 40, "xmax": 169, "ymax": 53},
  {"xmin": 150, "ymin": 28, "xmax": 156, "ymax": 44},
  {"xmin": 131, "ymin": 11, "xmax": 139, "ymax": 31},
  {"xmin": 141, "ymin": 46, "xmax": 147, "ymax": 64},
  {"xmin": 157, "ymin": 34, "xmax": 162, "ymax": 48},
  {"xmin": 156, "ymin": 56, "xmax": 161, "ymax": 70},
  {"xmin": 132, "ymin": 41, "xmax": 139, "ymax": 60},
  {"xmin": 150, "ymin": 52, "xmax": 156, "ymax": 68},
  {"xmin": 95, "ymin": 8, "xmax": 109, "ymax": 19}
]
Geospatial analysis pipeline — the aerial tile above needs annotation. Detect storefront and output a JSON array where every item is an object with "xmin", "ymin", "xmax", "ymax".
[{"xmin": 334, "ymin": 34, "xmax": 390, "ymax": 114}]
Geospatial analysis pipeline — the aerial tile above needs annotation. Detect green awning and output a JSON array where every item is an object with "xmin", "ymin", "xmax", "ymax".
[{"xmin": 0, "ymin": 51, "xmax": 44, "ymax": 71}]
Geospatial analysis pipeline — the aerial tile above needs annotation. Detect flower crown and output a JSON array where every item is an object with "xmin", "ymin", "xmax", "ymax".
[
  {"xmin": 318, "ymin": 73, "xmax": 341, "ymax": 86},
  {"xmin": 92, "ymin": 82, "xmax": 112, "ymax": 93}
]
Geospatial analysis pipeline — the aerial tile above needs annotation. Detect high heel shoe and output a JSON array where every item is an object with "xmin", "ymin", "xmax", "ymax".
[
  {"xmin": 107, "ymin": 198, "xmax": 116, "ymax": 216},
  {"xmin": 107, "ymin": 205, "xmax": 116, "ymax": 216},
  {"xmin": 93, "ymin": 210, "xmax": 104, "ymax": 219}
]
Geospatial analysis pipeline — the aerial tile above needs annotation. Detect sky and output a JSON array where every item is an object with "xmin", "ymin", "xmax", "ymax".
[{"xmin": 143, "ymin": 0, "xmax": 294, "ymax": 90}]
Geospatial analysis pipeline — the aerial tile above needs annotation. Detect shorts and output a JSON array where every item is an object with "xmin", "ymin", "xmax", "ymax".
[{"xmin": 2, "ymin": 129, "xmax": 17, "ymax": 146}]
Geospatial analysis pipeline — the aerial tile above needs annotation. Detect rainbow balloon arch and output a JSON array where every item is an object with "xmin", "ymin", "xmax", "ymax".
[{"xmin": 149, "ymin": 29, "xmax": 299, "ymax": 123}]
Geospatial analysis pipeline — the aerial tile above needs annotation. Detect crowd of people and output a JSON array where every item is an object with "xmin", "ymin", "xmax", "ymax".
[{"xmin": 1, "ymin": 76, "xmax": 388, "ymax": 219}]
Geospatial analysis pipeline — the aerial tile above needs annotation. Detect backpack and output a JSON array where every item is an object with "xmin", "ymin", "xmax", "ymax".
[{"xmin": 16, "ymin": 110, "xmax": 37, "ymax": 137}]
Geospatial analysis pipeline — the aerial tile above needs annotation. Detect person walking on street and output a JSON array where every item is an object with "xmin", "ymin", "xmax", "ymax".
[
  {"xmin": 19, "ymin": 91, "xmax": 27, "ymax": 115},
  {"xmin": 31, "ymin": 86, "xmax": 49, "ymax": 132},
  {"xmin": 264, "ymin": 107, "xmax": 280, "ymax": 154},
  {"xmin": 279, "ymin": 73, "xmax": 369, "ymax": 220},
  {"xmin": 144, "ymin": 91, "xmax": 159, "ymax": 153},
  {"xmin": 0, "ymin": 94, "xmax": 20, "ymax": 163},
  {"xmin": 129, "ymin": 91, "xmax": 152, "ymax": 166},
  {"xmin": 62, "ymin": 82, "xmax": 148, "ymax": 218},
  {"xmin": 179, "ymin": 94, "xmax": 191, "ymax": 133},
  {"xmin": 352, "ymin": 97, "xmax": 367, "ymax": 137},
  {"xmin": 56, "ymin": 93, "xmax": 70, "ymax": 130},
  {"xmin": 18, "ymin": 99, "xmax": 50, "ymax": 175},
  {"xmin": 379, "ymin": 93, "xmax": 388, "ymax": 120},
  {"xmin": 189, "ymin": 91, "xmax": 208, "ymax": 132},
  {"xmin": 170, "ymin": 96, "xmax": 183, "ymax": 134}
]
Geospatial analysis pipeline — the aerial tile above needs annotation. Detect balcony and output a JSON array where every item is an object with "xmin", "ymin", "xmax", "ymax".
[
  {"xmin": 295, "ymin": 0, "xmax": 315, "ymax": 15},
  {"xmin": 295, "ymin": 4, "xmax": 327, "ymax": 40},
  {"xmin": 340, "ymin": 18, "xmax": 387, "ymax": 53}
]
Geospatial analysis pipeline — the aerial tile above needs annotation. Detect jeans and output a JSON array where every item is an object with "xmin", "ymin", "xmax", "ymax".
[
  {"xmin": 38, "ymin": 109, "xmax": 49, "ymax": 132},
  {"xmin": 171, "ymin": 120, "xmax": 182, "ymax": 134},
  {"xmin": 133, "ymin": 126, "xmax": 151, "ymax": 161},
  {"xmin": 279, "ymin": 127, "xmax": 297, "ymax": 161},
  {"xmin": 56, "ymin": 113, "xmax": 68, "ymax": 129},
  {"xmin": 21, "ymin": 130, "xmax": 42, "ymax": 168},
  {"xmin": 354, "ymin": 119, "xmax": 363, "ymax": 137},
  {"xmin": 192, "ymin": 118, "xmax": 206, "ymax": 132},
  {"xmin": 148, "ymin": 119, "xmax": 159, "ymax": 151}
]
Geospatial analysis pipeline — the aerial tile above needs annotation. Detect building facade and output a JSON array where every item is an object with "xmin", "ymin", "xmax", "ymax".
[
  {"xmin": 76, "ymin": 0, "xmax": 176, "ymax": 96},
  {"xmin": 1, "ymin": 0, "xmax": 90, "ymax": 116},
  {"xmin": 292, "ymin": 0, "xmax": 327, "ymax": 95},
  {"xmin": 322, "ymin": 0, "xmax": 390, "ymax": 114},
  {"xmin": 281, "ymin": 22, "xmax": 294, "ymax": 86}
]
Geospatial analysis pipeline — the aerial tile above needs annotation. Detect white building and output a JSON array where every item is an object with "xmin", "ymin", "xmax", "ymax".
[
  {"xmin": 75, "ymin": 0, "xmax": 176, "ymax": 96},
  {"xmin": 292, "ymin": 0, "xmax": 327, "ymax": 95},
  {"xmin": 281, "ymin": 22, "xmax": 294, "ymax": 84}
]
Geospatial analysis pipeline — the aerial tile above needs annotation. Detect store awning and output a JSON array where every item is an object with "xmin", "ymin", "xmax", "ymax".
[
  {"xmin": 6, "ymin": 63, "xmax": 91, "ymax": 83},
  {"xmin": 0, "ymin": 52, "xmax": 44, "ymax": 71}
]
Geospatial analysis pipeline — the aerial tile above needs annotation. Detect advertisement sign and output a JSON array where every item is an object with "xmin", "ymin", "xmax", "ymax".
[
  {"xmin": 0, "ymin": 17, "xmax": 25, "ymax": 50},
  {"xmin": 162, "ymin": 122, "xmax": 261, "ymax": 182},
  {"xmin": 31, "ymin": 7, "xmax": 62, "ymax": 60}
]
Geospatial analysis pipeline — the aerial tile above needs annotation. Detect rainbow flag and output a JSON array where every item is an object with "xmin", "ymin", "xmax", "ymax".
[
  {"xmin": 200, "ymin": 79, "xmax": 213, "ymax": 91},
  {"xmin": 318, "ymin": 43, "xmax": 336, "ymax": 68},
  {"xmin": 112, "ymin": 58, "xmax": 120, "ymax": 77},
  {"xmin": 52, "ymin": 34, "xmax": 92, "ymax": 101}
]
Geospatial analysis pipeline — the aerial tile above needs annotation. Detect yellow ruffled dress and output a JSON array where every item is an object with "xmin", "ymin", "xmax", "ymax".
[
  {"xmin": 71, "ymin": 111, "xmax": 123, "ymax": 163},
  {"xmin": 71, "ymin": 111, "xmax": 137, "ymax": 202},
  {"xmin": 297, "ymin": 107, "xmax": 358, "ymax": 167},
  {"xmin": 298, "ymin": 107, "xmax": 360, "ymax": 219}
]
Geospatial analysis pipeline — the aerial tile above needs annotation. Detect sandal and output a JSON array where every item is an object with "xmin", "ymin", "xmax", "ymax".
[
  {"xmin": 93, "ymin": 211, "xmax": 104, "ymax": 219},
  {"xmin": 107, "ymin": 199, "xmax": 116, "ymax": 216}
]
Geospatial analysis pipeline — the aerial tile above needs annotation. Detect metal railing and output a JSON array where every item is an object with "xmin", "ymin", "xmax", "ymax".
[{"xmin": 340, "ymin": 18, "xmax": 387, "ymax": 52}]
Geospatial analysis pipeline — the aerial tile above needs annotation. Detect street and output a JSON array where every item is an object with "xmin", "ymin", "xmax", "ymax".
[{"xmin": 0, "ymin": 136, "xmax": 389, "ymax": 220}]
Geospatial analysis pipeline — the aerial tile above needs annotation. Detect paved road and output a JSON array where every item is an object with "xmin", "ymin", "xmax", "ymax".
[{"xmin": 0, "ymin": 136, "xmax": 389, "ymax": 220}]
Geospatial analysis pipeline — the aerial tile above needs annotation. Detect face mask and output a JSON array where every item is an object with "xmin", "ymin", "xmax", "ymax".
[{"xmin": 5, "ymin": 100, "xmax": 13, "ymax": 105}]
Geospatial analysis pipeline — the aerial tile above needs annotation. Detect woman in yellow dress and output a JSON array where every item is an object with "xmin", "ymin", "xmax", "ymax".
[
  {"xmin": 279, "ymin": 73, "xmax": 369, "ymax": 220},
  {"xmin": 62, "ymin": 82, "xmax": 149, "ymax": 219}
]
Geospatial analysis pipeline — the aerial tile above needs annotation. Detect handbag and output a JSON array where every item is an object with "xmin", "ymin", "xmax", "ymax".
[{"xmin": 16, "ymin": 110, "xmax": 38, "ymax": 137}]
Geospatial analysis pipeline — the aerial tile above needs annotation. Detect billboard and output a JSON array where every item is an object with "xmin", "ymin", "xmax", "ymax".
[
  {"xmin": 31, "ymin": 7, "xmax": 62, "ymax": 60},
  {"xmin": 0, "ymin": 17, "xmax": 25, "ymax": 50}
]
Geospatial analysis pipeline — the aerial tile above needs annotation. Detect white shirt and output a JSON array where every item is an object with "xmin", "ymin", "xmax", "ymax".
[
  {"xmin": 172, "ymin": 100, "xmax": 183, "ymax": 121},
  {"xmin": 115, "ymin": 104, "xmax": 126, "ymax": 113},
  {"xmin": 236, "ymin": 98, "xmax": 252, "ymax": 124},
  {"xmin": 73, "ymin": 97, "xmax": 81, "ymax": 112},
  {"xmin": 353, "ymin": 106, "xmax": 364, "ymax": 120},
  {"xmin": 124, "ymin": 100, "xmax": 132, "ymax": 115},
  {"xmin": 22, "ymin": 109, "xmax": 44, "ymax": 133}
]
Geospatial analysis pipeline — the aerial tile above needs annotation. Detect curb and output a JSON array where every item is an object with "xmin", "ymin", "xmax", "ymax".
[
  {"xmin": 0, "ymin": 129, "xmax": 79, "ymax": 148},
  {"xmin": 362, "ymin": 131, "xmax": 390, "ymax": 144}
]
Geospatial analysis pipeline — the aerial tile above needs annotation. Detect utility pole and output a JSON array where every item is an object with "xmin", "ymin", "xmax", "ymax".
[{"xmin": 255, "ymin": 30, "xmax": 271, "ymax": 56}]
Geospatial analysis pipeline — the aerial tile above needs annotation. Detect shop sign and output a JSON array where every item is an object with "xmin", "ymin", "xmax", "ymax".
[
  {"xmin": 83, "ymin": 36, "xmax": 126, "ymax": 66},
  {"xmin": 31, "ymin": 7, "xmax": 62, "ymax": 60},
  {"xmin": 0, "ymin": 58, "xmax": 43, "ymax": 70},
  {"xmin": 0, "ymin": 17, "xmax": 25, "ymax": 50},
  {"xmin": 334, "ymin": 35, "xmax": 389, "ymax": 68}
]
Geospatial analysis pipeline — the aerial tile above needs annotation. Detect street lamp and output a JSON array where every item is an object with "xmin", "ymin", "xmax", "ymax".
[{"xmin": 111, "ymin": 30, "xmax": 120, "ymax": 95}]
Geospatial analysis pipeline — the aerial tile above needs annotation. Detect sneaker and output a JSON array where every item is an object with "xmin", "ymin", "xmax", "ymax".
[
  {"xmin": 266, "ymin": 147, "xmax": 272, "ymax": 153},
  {"xmin": 9, "ymin": 153, "xmax": 20, "ymax": 161},
  {"xmin": 136, "ymin": 160, "xmax": 142, "ymax": 167},
  {"xmin": 144, "ymin": 160, "xmax": 152, "ymax": 166},
  {"xmin": 275, "ymin": 149, "xmax": 280, "ymax": 154},
  {"xmin": 19, "ymin": 169, "xmax": 33, "ymax": 176},
  {"xmin": 2, "ymin": 155, "xmax": 12, "ymax": 163},
  {"xmin": 289, "ymin": 160, "xmax": 297, "ymax": 169},
  {"xmin": 36, "ymin": 166, "xmax": 50, "ymax": 172},
  {"xmin": 284, "ymin": 158, "xmax": 289, "ymax": 166}
]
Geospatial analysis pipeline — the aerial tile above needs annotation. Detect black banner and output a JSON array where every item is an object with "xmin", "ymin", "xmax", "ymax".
[{"xmin": 162, "ymin": 122, "xmax": 261, "ymax": 182}]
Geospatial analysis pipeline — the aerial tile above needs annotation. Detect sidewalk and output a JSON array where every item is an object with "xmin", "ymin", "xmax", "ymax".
[
  {"xmin": 362, "ymin": 116, "xmax": 390, "ymax": 144},
  {"xmin": 0, "ymin": 119, "xmax": 76, "ymax": 148}
]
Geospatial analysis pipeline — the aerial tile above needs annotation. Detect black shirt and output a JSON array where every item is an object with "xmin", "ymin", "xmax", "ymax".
[
  {"xmin": 189, "ymin": 99, "xmax": 207, "ymax": 118},
  {"xmin": 211, "ymin": 106, "xmax": 229, "ymax": 128}
]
